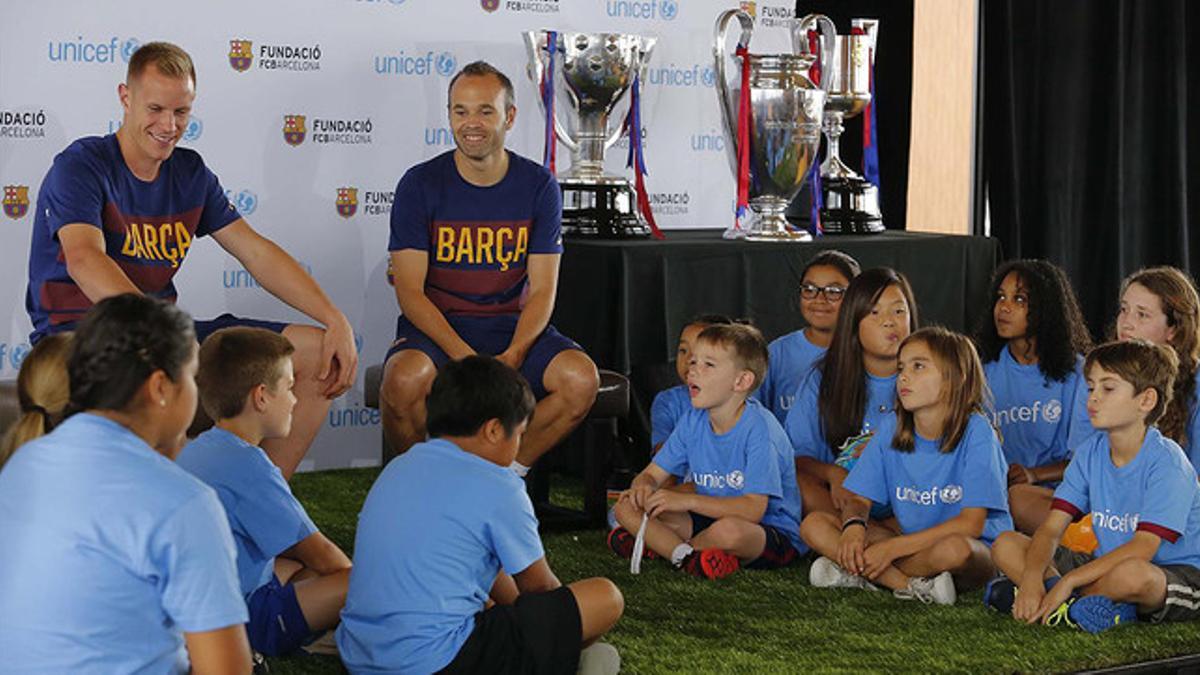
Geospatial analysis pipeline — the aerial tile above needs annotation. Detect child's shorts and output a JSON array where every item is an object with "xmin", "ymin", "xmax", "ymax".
[
  {"xmin": 689, "ymin": 512, "xmax": 799, "ymax": 570},
  {"xmin": 386, "ymin": 314, "xmax": 582, "ymax": 399},
  {"xmin": 438, "ymin": 586, "xmax": 582, "ymax": 675},
  {"xmin": 246, "ymin": 575, "xmax": 312, "ymax": 656},
  {"xmin": 1052, "ymin": 547, "xmax": 1200, "ymax": 623}
]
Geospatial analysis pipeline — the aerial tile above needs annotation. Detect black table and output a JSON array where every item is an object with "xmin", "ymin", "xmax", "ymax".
[{"xmin": 553, "ymin": 229, "xmax": 1001, "ymax": 373}]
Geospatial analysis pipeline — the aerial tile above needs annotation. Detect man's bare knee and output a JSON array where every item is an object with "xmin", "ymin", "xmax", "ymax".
[
  {"xmin": 381, "ymin": 351, "xmax": 436, "ymax": 410},
  {"xmin": 545, "ymin": 350, "xmax": 599, "ymax": 416}
]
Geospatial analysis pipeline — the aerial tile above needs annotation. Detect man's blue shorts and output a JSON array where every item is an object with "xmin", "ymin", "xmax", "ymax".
[
  {"xmin": 385, "ymin": 314, "xmax": 582, "ymax": 399},
  {"xmin": 195, "ymin": 313, "xmax": 289, "ymax": 342},
  {"xmin": 246, "ymin": 575, "xmax": 312, "ymax": 656}
]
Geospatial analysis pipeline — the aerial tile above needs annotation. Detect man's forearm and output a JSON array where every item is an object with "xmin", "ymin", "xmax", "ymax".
[
  {"xmin": 505, "ymin": 288, "xmax": 554, "ymax": 359},
  {"xmin": 397, "ymin": 291, "xmax": 473, "ymax": 359},
  {"xmin": 241, "ymin": 239, "xmax": 344, "ymax": 328},
  {"xmin": 66, "ymin": 249, "xmax": 141, "ymax": 302}
]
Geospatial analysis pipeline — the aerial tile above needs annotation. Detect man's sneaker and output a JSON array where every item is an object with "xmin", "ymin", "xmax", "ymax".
[
  {"xmin": 983, "ymin": 576, "xmax": 1016, "ymax": 613},
  {"xmin": 606, "ymin": 527, "xmax": 657, "ymax": 560},
  {"xmin": 809, "ymin": 556, "xmax": 879, "ymax": 591},
  {"xmin": 894, "ymin": 571, "xmax": 956, "ymax": 605},
  {"xmin": 1067, "ymin": 595, "xmax": 1139, "ymax": 634},
  {"xmin": 680, "ymin": 548, "xmax": 740, "ymax": 580}
]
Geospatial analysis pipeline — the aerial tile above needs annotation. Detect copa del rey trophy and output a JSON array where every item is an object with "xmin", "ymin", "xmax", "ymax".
[
  {"xmin": 807, "ymin": 18, "xmax": 883, "ymax": 234},
  {"xmin": 713, "ymin": 9, "xmax": 834, "ymax": 242},
  {"xmin": 524, "ymin": 30, "xmax": 663, "ymax": 239}
]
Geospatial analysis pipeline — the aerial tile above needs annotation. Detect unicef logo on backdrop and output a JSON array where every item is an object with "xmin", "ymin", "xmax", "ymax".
[
  {"xmin": 225, "ymin": 189, "xmax": 258, "ymax": 216},
  {"xmin": 646, "ymin": 63, "xmax": 715, "ymax": 88},
  {"xmin": 605, "ymin": 0, "xmax": 677, "ymax": 20},
  {"xmin": 374, "ymin": 49, "xmax": 459, "ymax": 77},
  {"xmin": 182, "ymin": 117, "xmax": 203, "ymax": 142},
  {"xmin": 0, "ymin": 342, "xmax": 32, "ymax": 372},
  {"xmin": 47, "ymin": 36, "xmax": 141, "ymax": 64}
]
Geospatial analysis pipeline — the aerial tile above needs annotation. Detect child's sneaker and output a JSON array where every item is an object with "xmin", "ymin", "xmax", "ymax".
[
  {"xmin": 894, "ymin": 571, "xmax": 956, "ymax": 605},
  {"xmin": 1067, "ymin": 595, "xmax": 1139, "ymax": 634},
  {"xmin": 809, "ymin": 556, "xmax": 879, "ymax": 591},
  {"xmin": 983, "ymin": 576, "xmax": 1016, "ymax": 613},
  {"xmin": 606, "ymin": 527, "xmax": 657, "ymax": 560},
  {"xmin": 680, "ymin": 548, "xmax": 740, "ymax": 580}
]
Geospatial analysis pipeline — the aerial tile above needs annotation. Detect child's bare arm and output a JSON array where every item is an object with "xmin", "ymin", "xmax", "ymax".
[
  {"xmin": 512, "ymin": 558, "xmax": 562, "ymax": 596},
  {"xmin": 280, "ymin": 532, "xmax": 352, "ymax": 575},
  {"xmin": 871, "ymin": 507, "xmax": 988, "ymax": 563},
  {"xmin": 1012, "ymin": 510, "xmax": 1072, "ymax": 622},
  {"xmin": 624, "ymin": 463, "xmax": 672, "ymax": 510},
  {"xmin": 650, "ymin": 492, "xmax": 767, "ymax": 522}
]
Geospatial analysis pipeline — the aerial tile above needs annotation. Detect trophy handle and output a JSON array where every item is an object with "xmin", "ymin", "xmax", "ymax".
[
  {"xmin": 853, "ymin": 18, "xmax": 880, "ymax": 66},
  {"xmin": 523, "ymin": 30, "xmax": 579, "ymax": 153},
  {"xmin": 794, "ymin": 13, "xmax": 837, "ymax": 92},
  {"xmin": 713, "ymin": 9, "xmax": 753, "ymax": 173},
  {"xmin": 604, "ymin": 36, "xmax": 656, "ymax": 152}
]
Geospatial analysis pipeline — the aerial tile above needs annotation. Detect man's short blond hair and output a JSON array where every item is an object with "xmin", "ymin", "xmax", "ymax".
[{"xmin": 127, "ymin": 41, "xmax": 196, "ymax": 87}]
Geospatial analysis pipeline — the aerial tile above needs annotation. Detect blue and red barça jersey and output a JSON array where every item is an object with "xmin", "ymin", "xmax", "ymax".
[
  {"xmin": 1052, "ymin": 428, "xmax": 1200, "ymax": 568},
  {"xmin": 25, "ymin": 135, "xmax": 240, "ymax": 341},
  {"xmin": 388, "ymin": 151, "xmax": 562, "ymax": 316}
]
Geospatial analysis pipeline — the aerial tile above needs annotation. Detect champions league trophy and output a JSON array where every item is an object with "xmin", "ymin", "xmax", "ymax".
[
  {"xmin": 802, "ymin": 18, "xmax": 884, "ymax": 234},
  {"xmin": 713, "ymin": 9, "xmax": 834, "ymax": 241},
  {"xmin": 524, "ymin": 31, "xmax": 662, "ymax": 238}
]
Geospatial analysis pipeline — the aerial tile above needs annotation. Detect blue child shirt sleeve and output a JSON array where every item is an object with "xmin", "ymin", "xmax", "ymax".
[
  {"xmin": 842, "ymin": 433, "xmax": 890, "ymax": 506},
  {"xmin": 1187, "ymin": 389, "xmax": 1200, "ymax": 474},
  {"xmin": 528, "ymin": 173, "xmax": 563, "ymax": 255},
  {"xmin": 233, "ymin": 467, "xmax": 319, "ymax": 562},
  {"xmin": 486, "ymin": 487, "xmax": 545, "ymax": 576},
  {"xmin": 785, "ymin": 372, "xmax": 830, "ymax": 462},
  {"xmin": 42, "ymin": 150, "xmax": 106, "ymax": 236},
  {"xmin": 1052, "ymin": 445, "xmax": 1092, "ymax": 517},
  {"xmin": 389, "ymin": 168, "xmax": 430, "ymax": 252},
  {"xmin": 195, "ymin": 164, "xmax": 241, "ymax": 237},
  {"xmin": 650, "ymin": 388, "xmax": 679, "ymax": 447},
  {"xmin": 1064, "ymin": 364, "xmax": 1097, "ymax": 455},
  {"xmin": 1137, "ymin": 448, "xmax": 1195, "ymax": 541},
  {"xmin": 739, "ymin": 417, "xmax": 784, "ymax": 501},
  {"xmin": 959, "ymin": 417, "xmax": 1010, "ymax": 512},
  {"xmin": 653, "ymin": 422, "xmax": 691, "ymax": 478},
  {"xmin": 152, "ymin": 490, "xmax": 250, "ymax": 633}
]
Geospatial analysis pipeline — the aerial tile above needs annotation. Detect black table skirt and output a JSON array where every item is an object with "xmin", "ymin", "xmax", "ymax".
[{"xmin": 552, "ymin": 229, "xmax": 1001, "ymax": 373}]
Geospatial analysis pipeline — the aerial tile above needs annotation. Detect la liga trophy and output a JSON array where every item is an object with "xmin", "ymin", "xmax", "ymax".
[{"xmin": 524, "ymin": 30, "xmax": 662, "ymax": 238}]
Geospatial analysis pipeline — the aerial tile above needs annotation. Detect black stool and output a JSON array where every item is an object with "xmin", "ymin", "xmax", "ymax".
[{"xmin": 363, "ymin": 363, "xmax": 630, "ymax": 528}]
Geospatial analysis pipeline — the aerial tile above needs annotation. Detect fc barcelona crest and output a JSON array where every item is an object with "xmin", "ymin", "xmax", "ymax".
[
  {"xmin": 739, "ymin": 1, "xmax": 757, "ymax": 19},
  {"xmin": 481, "ymin": 0, "xmax": 499, "ymax": 11},
  {"xmin": 283, "ymin": 115, "xmax": 306, "ymax": 146},
  {"xmin": 229, "ymin": 39, "xmax": 253, "ymax": 72},
  {"xmin": 336, "ymin": 187, "xmax": 358, "ymax": 218},
  {"xmin": 3, "ymin": 185, "xmax": 30, "ymax": 220}
]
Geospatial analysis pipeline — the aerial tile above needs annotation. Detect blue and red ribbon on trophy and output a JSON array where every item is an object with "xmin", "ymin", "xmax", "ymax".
[
  {"xmin": 622, "ymin": 73, "xmax": 664, "ymax": 239},
  {"xmin": 858, "ymin": 25, "xmax": 881, "ymax": 193},
  {"xmin": 806, "ymin": 30, "xmax": 824, "ymax": 237},
  {"xmin": 540, "ymin": 31, "xmax": 558, "ymax": 173},
  {"xmin": 733, "ymin": 45, "xmax": 752, "ymax": 234}
]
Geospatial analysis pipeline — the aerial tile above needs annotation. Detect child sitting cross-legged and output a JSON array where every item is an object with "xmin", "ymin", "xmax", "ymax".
[
  {"xmin": 986, "ymin": 339, "xmax": 1200, "ymax": 633},
  {"xmin": 610, "ymin": 323, "xmax": 805, "ymax": 580},
  {"xmin": 177, "ymin": 327, "xmax": 352, "ymax": 657},
  {"xmin": 799, "ymin": 327, "xmax": 1013, "ymax": 605}
]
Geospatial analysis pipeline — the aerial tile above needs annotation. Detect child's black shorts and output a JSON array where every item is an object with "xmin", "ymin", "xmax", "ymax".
[
  {"xmin": 689, "ymin": 512, "xmax": 799, "ymax": 569},
  {"xmin": 437, "ymin": 586, "xmax": 582, "ymax": 675}
]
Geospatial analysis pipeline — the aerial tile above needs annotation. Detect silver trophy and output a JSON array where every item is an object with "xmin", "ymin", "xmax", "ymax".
[
  {"xmin": 524, "ymin": 31, "xmax": 656, "ymax": 237},
  {"xmin": 714, "ymin": 9, "xmax": 835, "ymax": 241},
  {"xmin": 799, "ymin": 19, "xmax": 883, "ymax": 234}
]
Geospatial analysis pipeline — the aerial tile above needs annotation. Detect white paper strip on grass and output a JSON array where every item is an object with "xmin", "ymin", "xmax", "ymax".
[{"xmin": 630, "ymin": 513, "xmax": 649, "ymax": 575}]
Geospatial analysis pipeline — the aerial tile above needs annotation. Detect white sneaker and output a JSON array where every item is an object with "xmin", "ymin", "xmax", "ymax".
[
  {"xmin": 809, "ymin": 556, "xmax": 879, "ymax": 591},
  {"xmin": 578, "ymin": 641, "xmax": 621, "ymax": 675},
  {"xmin": 894, "ymin": 571, "xmax": 956, "ymax": 605}
]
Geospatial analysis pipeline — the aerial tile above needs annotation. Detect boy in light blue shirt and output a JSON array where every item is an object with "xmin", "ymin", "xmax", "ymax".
[
  {"xmin": 612, "ymin": 323, "xmax": 804, "ymax": 580},
  {"xmin": 178, "ymin": 327, "xmax": 352, "ymax": 657},
  {"xmin": 989, "ymin": 340, "xmax": 1200, "ymax": 633},
  {"xmin": 337, "ymin": 356, "xmax": 623, "ymax": 674}
]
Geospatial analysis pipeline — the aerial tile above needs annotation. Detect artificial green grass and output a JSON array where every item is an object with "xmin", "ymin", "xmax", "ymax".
[{"xmin": 269, "ymin": 468, "xmax": 1200, "ymax": 674}]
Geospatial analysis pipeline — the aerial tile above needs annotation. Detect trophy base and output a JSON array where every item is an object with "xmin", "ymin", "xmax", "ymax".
[
  {"xmin": 820, "ymin": 176, "xmax": 884, "ymax": 235},
  {"xmin": 744, "ymin": 228, "xmax": 812, "ymax": 243},
  {"xmin": 559, "ymin": 179, "xmax": 651, "ymax": 239}
]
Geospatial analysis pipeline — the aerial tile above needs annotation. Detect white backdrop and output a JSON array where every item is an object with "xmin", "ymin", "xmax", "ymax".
[{"xmin": 0, "ymin": 0, "xmax": 804, "ymax": 469}]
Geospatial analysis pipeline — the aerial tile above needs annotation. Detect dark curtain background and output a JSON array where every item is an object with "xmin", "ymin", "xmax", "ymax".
[
  {"xmin": 983, "ymin": 0, "xmax": 1200, "ymax": 337},
  {"xmin": 788, "ymin": 0, "xmax": 913, "ymax": 230}
]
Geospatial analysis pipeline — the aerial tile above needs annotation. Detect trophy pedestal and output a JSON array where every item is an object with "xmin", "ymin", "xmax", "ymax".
[
  {"xmin": 820, "ymin": 176, "xmax": 884, "ymax": 234},
  {"xmin": 744, "ymin": 199, "xmax": 812, "ymax": 242},
  {"xmin": 560, "ymin": 177, "xmax": 651, "ymax": 239}
]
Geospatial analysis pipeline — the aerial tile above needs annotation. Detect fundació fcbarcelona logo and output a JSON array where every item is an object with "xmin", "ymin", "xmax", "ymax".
[
  {"xmin": 336, "ymin": 187, "xmax": 358, "ymax": 218},
  {"xmin": 284, "ymin": 115, "xmax": 306, "ymax": 146},
  {"xmin": 3, "ymin": 185, "xmax": 30, "ymax": 219},
  {"xmin": 229, "ymin": 39, "xmax": 253, "ymax": 72}
]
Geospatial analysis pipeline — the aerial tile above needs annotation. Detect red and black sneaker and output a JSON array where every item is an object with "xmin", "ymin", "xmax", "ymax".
[
  {"xmin": 680, "ymin": 548, "xmax": 740, "ymax": 580},
  {"xmin": 606, "ymin": 527, "xmax": 658, "ymax": 560}
]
